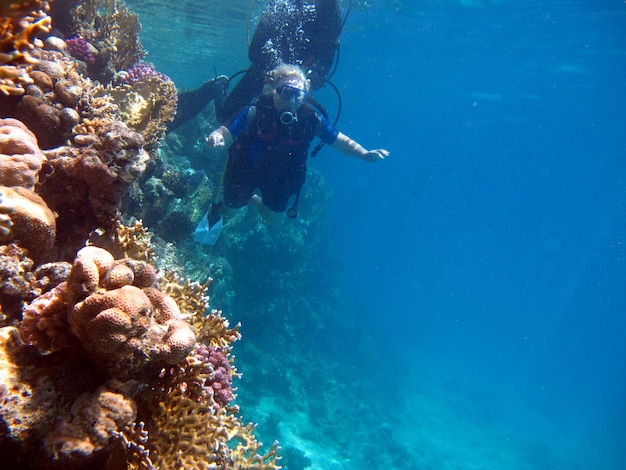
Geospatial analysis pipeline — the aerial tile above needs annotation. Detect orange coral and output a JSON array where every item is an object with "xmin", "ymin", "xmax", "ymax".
[{"xmin": 0, "ymin": 0, "xmax": 52, "ymax": 95}]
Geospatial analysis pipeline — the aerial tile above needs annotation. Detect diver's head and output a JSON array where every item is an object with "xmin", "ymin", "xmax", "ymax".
[{"xmin": 266, "ymin": 64, "xmax": 310, "ymax": 117}]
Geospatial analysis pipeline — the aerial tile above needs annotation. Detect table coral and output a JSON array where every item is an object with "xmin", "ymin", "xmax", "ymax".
[{"xmin": 0, "ymin": 0, "xmax": 52, "ymax": 95}]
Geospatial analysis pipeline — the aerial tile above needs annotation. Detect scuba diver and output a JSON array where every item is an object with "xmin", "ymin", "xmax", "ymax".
[
  {"xmin": 202, "ymin": 64, "xmax": 389, "ymax": 228},
  {"xmin": 168, "ymin": 0, "xmax": 344, "ymax": 131}
]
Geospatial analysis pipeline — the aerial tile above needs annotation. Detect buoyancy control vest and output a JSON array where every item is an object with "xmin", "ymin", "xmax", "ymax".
[{"xmin": 228, "ymin": 94, "xmax": 321, "ymax": 180}]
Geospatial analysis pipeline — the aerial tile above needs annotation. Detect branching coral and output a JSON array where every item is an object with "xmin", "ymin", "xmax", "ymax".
[
  {"xmin": 104, "ymin": 74, "xmax": 177, "ymax": 152},
  {"xmin": 112, "ymin": 217, "xmax": 156, "ymax": 263},
  {"xmin": 0, "ymin": 0, "xmax": 52, "ymax": 95},
  {"xmin": 61, "ymin": 0, "xmax": 146, "ymax": 83},
  {"xmin": 141, "ymin": 344, "xmax": 280, "ymax": 470}
]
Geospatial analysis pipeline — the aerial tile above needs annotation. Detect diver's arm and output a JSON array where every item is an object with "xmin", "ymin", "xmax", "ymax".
[
  {"xmin": 331, "ymin": 132, "xmax": 389, "ymax": 162},
  {"xmin": 206, "ymin": 126, "xmax": 232, "ymax": 148}
]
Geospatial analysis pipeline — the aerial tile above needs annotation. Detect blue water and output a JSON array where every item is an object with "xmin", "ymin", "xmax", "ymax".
[{"xmin": 135, "ymin": 0, "xmax": 626, "ymax": 468}]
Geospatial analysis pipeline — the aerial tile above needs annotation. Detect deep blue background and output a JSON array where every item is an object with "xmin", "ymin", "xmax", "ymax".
[{"xmin": 317, "ymin": 0, "xmax": 626, "ymax": 465}]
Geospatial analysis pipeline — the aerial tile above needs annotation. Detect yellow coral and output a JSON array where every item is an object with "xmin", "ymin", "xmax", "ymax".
[
  {"xmin": 0, "ymin": 1, "xmax": 52, "ymax": 95},
  {"xmin": 105, "ymin": 75, "xmax": 177, "ymax": 151},
  {"xmin": 159, "ymin": 271, "xmax": 242, "ymax": 349},
  {"xmin": 142, "ymin": 356, "xmax": 280, "ymax": 470},
  {"xmin": 113, "ymin": 218, "xmax": 156, "ymax": 263}
]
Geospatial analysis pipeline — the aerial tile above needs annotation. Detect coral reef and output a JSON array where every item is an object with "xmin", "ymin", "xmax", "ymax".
[
  {"xmin": 1, "ymin": 243, "xmax": 280, "ymax": 469},
  {"xmin": 0, "ymin": 0, "xmax": 52, "ymax": 96},
  {"xmin": 53, "ymin": 0, "xmax": 145, "ymax": 84},
  {"xmin": 0, "ymin": 2, "xmax": 282, "ymax": 468}
]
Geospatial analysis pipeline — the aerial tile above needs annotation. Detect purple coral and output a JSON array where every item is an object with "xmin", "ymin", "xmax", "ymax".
[
  {"xmin": 194, "ymin": 344, "xmax": 234, "ymax": 407},
  {"xmin": 65, "ymin": 37, "xmax": 96, "ymax": 64},
  {"xmin": 115, "ymin": 63, "xmax": 173, "ymax": 86}
]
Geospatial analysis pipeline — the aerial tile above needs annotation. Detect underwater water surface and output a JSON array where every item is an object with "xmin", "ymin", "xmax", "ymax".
[{"xmin": 132, "ymin": 0, "xmax": 626, "ymax": 468}]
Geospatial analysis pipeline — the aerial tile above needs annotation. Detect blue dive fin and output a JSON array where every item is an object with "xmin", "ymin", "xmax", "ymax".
[{"xmin": 193, "ymin": 212, "xmax": 223, "ymax": 245}]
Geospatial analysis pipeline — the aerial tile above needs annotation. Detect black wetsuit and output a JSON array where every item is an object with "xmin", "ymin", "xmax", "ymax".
[
  {"xmin": 218, "ymin": 0, "xmax": 342, "ymax": 123},
  {"xmin": 168, "ymin": 0, "xmax": 342, "ymax": 131}
]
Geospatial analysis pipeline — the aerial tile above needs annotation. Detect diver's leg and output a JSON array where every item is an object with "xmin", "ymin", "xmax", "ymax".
[
  {"xmin": 168, "ymin": 75, "xmax": 228, "ymax": 132},
  {"xmin": 248, "ymin": 194, "xmax": 285, "ymax": 226}
]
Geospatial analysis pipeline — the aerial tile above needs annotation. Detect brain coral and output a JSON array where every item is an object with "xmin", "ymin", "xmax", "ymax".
[{"xmin": 66, "ymin": 246, "xmax": 196, "ymax": 378}]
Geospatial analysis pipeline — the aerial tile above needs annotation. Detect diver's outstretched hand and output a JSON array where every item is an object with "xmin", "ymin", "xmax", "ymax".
[
  {"xmin": 205, "ymin": 125, "xmax": 232, "ymax": 148},
  {"xmin": 206, "ymin": 131, "xmax": 225, "ymax": 147},
  {"xmin": 362, "ymin": 149, "xmax": 390, "ymax": 162}
]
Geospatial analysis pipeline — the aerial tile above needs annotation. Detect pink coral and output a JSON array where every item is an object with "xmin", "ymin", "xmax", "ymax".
[
  {"xmin": 66, "ymin": 246, "xmax": 196, "ymax": 378},
  {"xmin": 195, "ymin": 343, "xmax": 234, "ymax": 407},
  {"xmin": 65, "ymin": 37, "xmax": 96, "ymax": 64},
  {"xmin": 21, "ymin": 282, "xmax": 72, "ymax": 354},
  {"xmin": 0, "ymin": 118, "xmax": 45, "ymax": 190},
  {"xmin": 115, "ymin": 63, "xmax": 172, "ymax": 86},
  {"xmin": 0, "ymin": 185, "xmax": 56, "ymax": 263}
]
